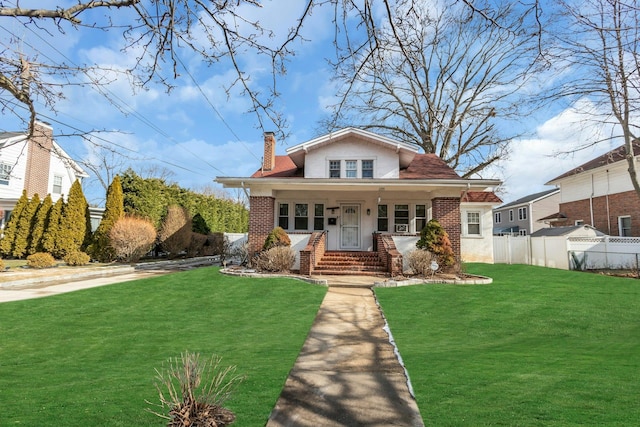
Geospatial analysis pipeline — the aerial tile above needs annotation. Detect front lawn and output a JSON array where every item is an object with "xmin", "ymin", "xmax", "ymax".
[
  {"xmin": 0, "ymin": 267, "xmax": 326, "ymax": 426},
  {"xmin": 376, "ymin": 264, "xmax": 640, "ymax": 426}
]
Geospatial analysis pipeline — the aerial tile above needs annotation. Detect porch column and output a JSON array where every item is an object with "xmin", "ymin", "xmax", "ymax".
[
  {"xmin": 249, "ymin": 196, "xmax": 275, "ymax": 257},
  {"xmin": 432, "ymin": 197, "xmax": 461, "ymax": 259}
]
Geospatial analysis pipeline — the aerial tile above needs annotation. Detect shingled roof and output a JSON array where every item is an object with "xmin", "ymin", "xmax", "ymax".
[
  {"xmin": 547, "ymin": 140, "xmax": 640, "ymax": 183},
  {"xmin": 250, "ymin": 156, "xmax": 301, "ymax": 178},
  {"xmin": 462, "ymin": 191, "xmax": 502, "ymax": 203},
  {"xmin": 398, "ymin": 153, "xmax": 461, "ymax": 179}
]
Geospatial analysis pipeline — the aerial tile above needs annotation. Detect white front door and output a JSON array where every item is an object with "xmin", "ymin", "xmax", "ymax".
[{"xmin": 340, "ymin": 204, "xmax": 360, "ymax": 249}]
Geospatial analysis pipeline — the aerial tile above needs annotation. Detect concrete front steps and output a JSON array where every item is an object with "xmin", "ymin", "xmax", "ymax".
[{"xmin": 313, "ymin": 251, "xmax": 387, "ymax": 276}]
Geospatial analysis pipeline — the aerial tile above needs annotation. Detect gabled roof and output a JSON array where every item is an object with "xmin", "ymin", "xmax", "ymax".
[
  {"xmin": 251, "ymin": 156, "xmax": 300, "ymax": 178},
  {"xmin": 547, "ymin": 140, "xmax": 640, "ymax": 184},
  {"xmin": 399, "ymin": 154, "xmax": 460, "ymax": 179},
  {"xmin": 285, "ymin": 127, "xmax": 420, "ymax": 169},
  {"xmin": 462, "ymin": 191, "xmax": 502, "ymax": 204},
  {"xmin": 495, "ymin": 188, "xmax": 559, "ymax": 210},
  {"xmin": 0, "ymin": 132, "xmax": 25, "ymax": 141},
  {"xmin": 530, "ymin": 225, "xmax": 604, "ymax": 237}
]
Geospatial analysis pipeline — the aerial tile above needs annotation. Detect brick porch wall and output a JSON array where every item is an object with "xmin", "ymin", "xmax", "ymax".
[
  {"xmin": 432, "ymin": 197, "xmax": 461, "ymax": 258},
  {"xmin": 558, "ymin": 191, "xmax": 640, "ymax": 236},
  {"xmin": 24, "ymin": 123, "xmax": 53, "ymax": 198},
  {"xmin": 248, "ymin": 196, "xmax": 275, "ymax": 256},
  {"xmin": 300, "ymin": 231, "xmax": 326, "ymax": 275}
]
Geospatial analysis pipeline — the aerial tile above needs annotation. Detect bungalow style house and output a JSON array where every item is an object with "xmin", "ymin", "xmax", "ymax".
[
  {"xmin": 216, "ymin": 128, "xmax": 501, "ymax": 275},
  {"xmin": 0, "ymin": 121, "xmax": 89, "ymax": 228},
  {"xmin": 545, "ymin": 141, "xmax": 640, "ymax": 236},
  {"xmin": 492, "ymin": 188, "xmax": 560, "ymax": 236}
]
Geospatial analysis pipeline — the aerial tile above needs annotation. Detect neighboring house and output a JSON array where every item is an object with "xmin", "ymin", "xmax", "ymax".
[
  {"xmin": 216, "ymin": 128, "xmax": 502, "ymax": 275},
  {"xmin": 493, "ymin": 188, "xmax": 560, "ymax": 236},
  {"xmin": 545, "ymin": 141, "xmax": 640, "ymax": 236},
  {"xmin": 0, "ymin": 121, "xmax": 89, "ymax": 228}
]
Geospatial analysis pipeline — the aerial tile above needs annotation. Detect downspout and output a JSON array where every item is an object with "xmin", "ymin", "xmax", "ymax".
[
  {"xmin": 528, "ymin": 200, "xmax": 534, "ymax": 234},
  {"xmin": 606, "ymin": 169, "xmax": 611, "ymax": 234},
  {"xmin": 589, "ymin": 173, "xmax": 595, "ymax": 227}
]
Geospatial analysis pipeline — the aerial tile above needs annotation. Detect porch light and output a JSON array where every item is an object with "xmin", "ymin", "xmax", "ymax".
[{"xmin": 367, "ymin": 208, "xmax": 371, "ymax": 215}]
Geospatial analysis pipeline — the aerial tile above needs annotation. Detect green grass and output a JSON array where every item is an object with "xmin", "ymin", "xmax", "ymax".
[
  {"xmin": 376, "ymin": 264, "xmax": 640, "ymax": 426},
  {"xmin": 0, "ymin": 267, "xmax": 326, "ymax": 426}
]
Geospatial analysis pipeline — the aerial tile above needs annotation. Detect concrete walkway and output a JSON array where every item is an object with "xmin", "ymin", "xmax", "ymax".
[{"xmin": 267, "ymin": 286, "xmax": 425, "ymax": 427}]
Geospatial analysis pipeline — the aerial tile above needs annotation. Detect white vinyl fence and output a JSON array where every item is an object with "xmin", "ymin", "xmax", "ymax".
[{"xmin": 494, "ymin": 235, "xmax": 640, "ymax": 271}]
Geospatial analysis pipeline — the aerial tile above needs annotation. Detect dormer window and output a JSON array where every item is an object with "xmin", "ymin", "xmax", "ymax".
[
  {"xmin": 362, "ymin": 160, "xmax": 374, "ymax": 178},
  {"xmin": 329, "ymin": 161, "xmax": 341, "ymax": 178},
  {"xmin": 346, "ymin": 160, "xmax": 357, "ymax": 178}
]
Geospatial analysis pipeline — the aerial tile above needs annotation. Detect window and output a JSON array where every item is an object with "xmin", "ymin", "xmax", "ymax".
[
  {"xmin": 53, "ymin": 175, "xmax": 63, "ymax": 194},
  {"xmin": 416, "ymin": 205, "xmax": 426, "ymax": 232},
  {"xmin": 329, "ymin": 160, "xmax": 341, "ymax": 178},
  {"xmin": 394, "ymin": 204, "xmax": 409, "ymax": 232},
  {"xmin": 362, "ymin": 160, "xmax": 374, "ymax": 178},
  {"xmin": 345, "ymin": 160, "xmax": 357, "ymax": 178},
  {"xmin": 509, "ymin": 209, "xmax": 514, "ymax": 222},
  {"xmin": 575, "ymin": 220, "xmax": 584, "ymax": 226},
  {"xmin": 377, "ymin": 205, "xmax": 388, "ymax": 232},
  {"xmin": 519, "ymin": 229, "xmax": 527, "ymax": 236},
  {"xmin": 494, "ymin": 212, "xmax": 502, "ymax": 223},
  {"xmin": 0, "ymin": 162, "xmax": 12, "ymax": 185},
  {"xmin": 619, "ymin": 216, "xmax": 632, "ymax": 237},
  {"xmin": 294, "ymin": 203, "xmax": 308, "ymax": 230},
  {"xmin": 278, "ymin": 203, "xmax": 289, "ymax": 229},
  {"xmin": 467, "ymin": 211, "xmax": 481, "ymax": 235},
  {"xmin": 518, "ymin": 207, "xmax": 527, "ymax": 221},
  {"xmin": 314, "ymin": 204, "xmax": 324, "ymax": 230}
]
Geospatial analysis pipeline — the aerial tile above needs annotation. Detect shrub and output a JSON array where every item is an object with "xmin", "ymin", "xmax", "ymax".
[
  {"xmin": 416, "ymin": 219, "xmax": 455, "ymax": 267},
  {"xmin": 209, "ymin": 232, "xmax": 225, "ymax": 255},
  {"xmin": 0, "ymin": 258, "xmax": 5, "ymax": 271},
  {"xmin": 64, "ymin": 251, "xmax": 91, "ymax": 266},
  {"xmin": 253, "ymin": 246, "xmax": 296, "ymax": 273},
  {"xmin": 57, "ymin": 180, "xmax": 89, "ymax": 258},
  {"xmin": 90, "ymin": 175, "xmax": 124, "ymax": 262},
  {"xmin": 26, "ymin": 252, "xmax": 56, "ymax": 269},
  {"xmin": 109, "ymin": 216, "xmax": 157, "ymax": 262},
  {"xmin": 159, "ymin": 206, "xmax": 192, "ymax": 258},
  {"xmin": 406, "ymin": 249, "xmax": 434, "ymax": 276},
  {"xmin": 187, "ymin": 232, "xmax": 208, "ymax": 257},
  {"xmin": 262, "ymin": 227, "xmax": 291, "ymax": 250},
  {"xmin": 148, "ymin": 352, "xmax": 244, "ymax": 427}
]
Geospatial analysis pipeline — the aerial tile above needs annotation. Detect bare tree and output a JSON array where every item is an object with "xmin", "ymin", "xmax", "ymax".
[
  {"xmin": 324, "ymin": 0, "xmax": 542, "ymax": 177},
  {"xmin": 547, "ymin": 0, "xmax": 640, "ymax": 196},
  {"xmin": 0, "ymin": 0, "xmax": 315, "ymax": 138}
]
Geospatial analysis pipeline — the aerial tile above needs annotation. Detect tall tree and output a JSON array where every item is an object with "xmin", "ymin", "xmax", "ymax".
[
  {"xmin": 12, "ymin": 193, "xmax": 40, "ymax": 259},
  {"xmin": 28, "ymin": 194, "xmax": 53, "ymax": 255},
  {"xmin": 41, "ymin": 198, "xmax": 64, "ymax": 258},
  {"xmin": 57, "ymin": 180, "xmax": 89, "ymax": 257},
  {"xmin": 326, "ymin": 0, "xmax": 541, "ymax": 177},
  {"xmin": 0, "ymin": 189, "xmax": 28, "ymax": 257},
  {"xmin": 90, "ymin": 175, "xmax": 125, "ymax": 262},
  {"xmin": 547, "ymin": 0, "xmax": 640, "ymax": 197}
]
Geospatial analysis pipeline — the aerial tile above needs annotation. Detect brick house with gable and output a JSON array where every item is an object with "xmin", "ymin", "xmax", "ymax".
[
  {"xmin": 545, "ymin": 141, "xmax": 640, "ymax": 236},
  {"xmin": 0, "ymin": 121, "xmax": 89, "ymax": 228},
  {"xmin": 216, "ymin": 128, "xmax": 501, "ymax": 275}
]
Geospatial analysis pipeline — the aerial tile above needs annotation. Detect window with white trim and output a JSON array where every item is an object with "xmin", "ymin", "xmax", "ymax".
[
  {"xmin": 294, "ymin": 203, "xmax": 308, "ymax": 230},
  {"xmin": 278, "ymin": 203, "xmax": 289, "ymax": 229},
  {"xmin": 329, "ymin": 161, "xmax": 341, "ymax": 178},
  {"xmin": 416, "ymin": 205, "xmax": 426, "ymax": 232},
  {"xmin": 377, "ymin": 205, "xmax": 388, "ymax": 232},
  {"xmin": 575, "ymin": 220, "xmax": 584, "ymax": 226},
  {"xmin": 619, "ymin": 216, "xmax": 631, "ymax": 237},
  {"xmin": 394, "ymin": 204, "xmax": 409, "ymax": 232},
  {"xmin": 466, "ymin": 211, "xmax": 481, "ymax": 235},
  {"xmin": 509, "ymin": 209, "xmax": 514, "ymax": 222},
  {"xmin": 494, "ymin": 212, "xmax": 502, "ymax": 223},
  {"xmin": 362, "ymin": 160, "xmax": 374, "ymax": 178},
  {"xmin": 345, "ymin": 160, "xmax": 357, "ymax": 178},
  {"xmin": 518, "ymin": 207, "xmax": 527, "ymax": 221},
  {"xmin": 0, "ymin": 162, "xmax": 12, "ymax": 185},
  {"xmin": 52, "ymin": 175, "xmax": 63, "ymax": 194},
  {"xmin": 314, "ymin": 204, "xmax": 324, "ymax": 230}
]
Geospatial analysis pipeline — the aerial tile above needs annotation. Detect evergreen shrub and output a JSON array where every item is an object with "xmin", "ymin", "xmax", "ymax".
[
  {"xmin": 26, "ymin": 252, "xmax": 56, "ymax": 269},
  {"xmin": 416, "ymin": 219, "xmax": 455, "ymax": 267},
  {"xmin": 64, "ymin": 251, "xmax": 91, "ymax": 266},
  {"xmin": 262, "ymin": 227, "xmax": 291, "ymax": 250}
]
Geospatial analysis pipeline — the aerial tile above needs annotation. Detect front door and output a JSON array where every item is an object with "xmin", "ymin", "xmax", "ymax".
[{"xmin": 340, "ymin": 204, "xmax": 360, "ymax": 249}]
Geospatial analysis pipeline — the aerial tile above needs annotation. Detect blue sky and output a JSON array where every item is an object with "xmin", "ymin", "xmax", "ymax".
[{"xmin": 0, "ymin": 0, "xmax": 621, "ymax": 206}]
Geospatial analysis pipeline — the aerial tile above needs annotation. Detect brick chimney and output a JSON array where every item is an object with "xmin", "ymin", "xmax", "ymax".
[
  {"xmin": 263, "ymin": 131, "xmax": 276, "ymax": 172},
  {"xmin": 24, "ymin": 121, "xmax": 53, "ymax": 198}
]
